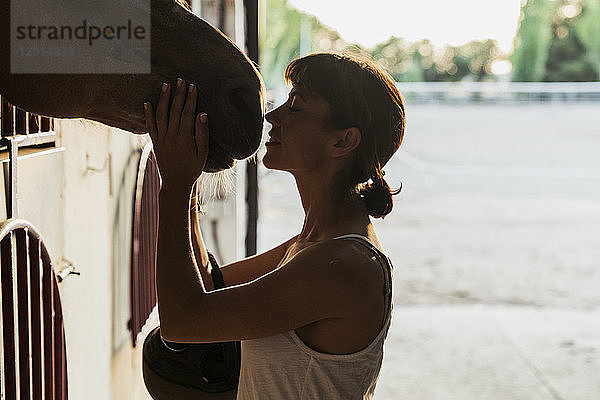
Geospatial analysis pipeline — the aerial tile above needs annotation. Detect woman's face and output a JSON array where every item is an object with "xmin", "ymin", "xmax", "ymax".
[{"xmin": 262, "ymin": 86, "xmax": 338, "ymax": 173}]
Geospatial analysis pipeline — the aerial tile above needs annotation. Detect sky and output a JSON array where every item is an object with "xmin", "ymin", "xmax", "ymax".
[{"xmin": 286, "ymin": 0, "xmax": 523, "ymax": 52}]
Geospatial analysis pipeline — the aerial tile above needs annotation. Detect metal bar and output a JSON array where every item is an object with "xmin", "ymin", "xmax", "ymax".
[
  {"xmin": 28, "ymin": 233, "xmax": 43, "ymax": 400},
  {"xmin": 0, "ymin": 131, "xmax": 58, "ymax": 220},
  {"xmin": 218, "ymin": 0, "xmax": 226, "ymax": 32},
  {"xmin": 144, "ymin": 171, "xmax": 151, "ymax": 326},
  {"xmin": 130, "ymin": 148, "xmax": 143, "ymax": 346},
  {"xmin": 42, "ymin": 245, "xmax": 54, "ymax": 400},
  {"xmin": 140, "ymin": 166, "xmax": 148, "ymax": 339},
  {"xmin": 41, "ymin": 117, "xmax": 51, "ymax": 132},
  {"xmin": 15, "ymin": 228, "xmax": 32, "ymax": 400},
  {"xmin": 149, "ymin": 152, "xmax": 159, "ymax": 309},
  {"xmin": 1, "ymin": 234, "xmax": 17, "ymax": 399},
  {"xmin": 133, "ymin": 147, "xmax": 144, "ymax": 345},
  {"xmin": 28, "ymin": 113, "xmax": 41, "ymax": 134},
  {"xmin": 7, "ymin": 138, "xmax": 18, "ymax": 219},
  {"xmin": 0, "ymin": 234, "xmax": 4, "ymax": 400},
  {"xmin": 244, "ymin": 0, "xmax": 259, "ymax": 257},
  {"xmin": 245, "ymin": 161, "xmax": 258, "ymax": 257},
  {"xmin": 1, "ymin": 99, "xmax": 14, "ymax": 137},
  {"xmin": 0, "ymin": 131, "xmax": 56, "ymax": 148},
  {"xmin": 15, "ymin": 109, "xmax": 27, "ymax": 136},
  {"xmin": 53, "ymin": 279, "xmax": 65, "ymax": 400}
]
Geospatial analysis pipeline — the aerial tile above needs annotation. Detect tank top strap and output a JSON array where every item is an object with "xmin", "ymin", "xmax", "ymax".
[{"xmin": 331, "ymin": 234, "xmax": 393, "ymax": 315}]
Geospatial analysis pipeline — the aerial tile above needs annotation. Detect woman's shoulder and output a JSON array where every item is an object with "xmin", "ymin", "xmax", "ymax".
[
  {"xmin": 287, "ymin": 235, "xmax": 386, "ymax": 297},
  {"xmin": 330, "ymin": 233, "xmax": 385, "ymax": 254},
  {"xmin": 286, "ymin": 232, "xmax": 384, "ymax": 261}
]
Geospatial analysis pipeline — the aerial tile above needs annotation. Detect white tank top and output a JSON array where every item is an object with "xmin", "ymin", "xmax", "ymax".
[{"xmin": 236, "ymin": 234, "xmax": 394, "ymax": 400}]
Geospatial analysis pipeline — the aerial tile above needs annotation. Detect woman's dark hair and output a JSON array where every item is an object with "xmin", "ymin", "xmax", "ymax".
[{"xmin": 284, "ymin": 52, "xmax": 405, "ymax": 218}]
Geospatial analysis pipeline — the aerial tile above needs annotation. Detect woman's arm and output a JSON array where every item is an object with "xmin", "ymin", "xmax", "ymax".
[
  {"xmin": 153, "ymin": 184, "xmax": 205, "ymax": 335},
  {"xmin": 189, "ymin": 193, "xmax": 216, "ymax": 291},
  {"xmin": 218, "ymin": 234, "xmax": 297, "ymax": 287},
  {"xmin": 160, "ymin": 235, "xmax": 381, "ymax": 344},
  {"xmin": 144, "ymin": 79, "xmax": 382, "ymax": 344},
  {"xmin": 189, "ymin": 187, "xmax": 298, "ymax": 291},
  {"xmin": 144, "ymin": 79, "xmax": 212, "ymax": 332}
]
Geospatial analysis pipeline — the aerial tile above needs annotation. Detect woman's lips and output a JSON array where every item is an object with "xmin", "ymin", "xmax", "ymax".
[{"xmin": 265, "ymin": 139, "xmax": 281, "ymax": 146}]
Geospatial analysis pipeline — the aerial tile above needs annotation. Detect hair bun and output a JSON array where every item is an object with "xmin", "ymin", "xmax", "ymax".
[{"xmin": 358, "ymin": 173, "xmax": 401, "ymax": 219}]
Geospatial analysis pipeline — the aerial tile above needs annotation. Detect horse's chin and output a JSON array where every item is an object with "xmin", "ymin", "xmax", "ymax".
[
  {"xmin": 127, "ymin": 129, "xmax": 241, "ymax": 172},
  {"xmin": 204, "ymin": 159, "xmax": 236, "ymax": 173},
  {"xmin": 203, "ymin": 149, "xmax": 236, "ymax": 173},
  {"xmin": 126, "ymin": 115, "xmax": 258, "ymax": 172},
  {"xmin": 203, "ymin": 120, "xmax": 261, "ymax": 172}
]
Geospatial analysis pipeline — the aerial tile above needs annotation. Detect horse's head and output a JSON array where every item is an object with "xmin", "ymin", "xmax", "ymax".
[
  {"xmin": 95, "ymin": 1, "xmax": 265, "ymax": 172},
  {"xmin": 0, "ymin": 0, "xmax": 265, "ymax": 172}
]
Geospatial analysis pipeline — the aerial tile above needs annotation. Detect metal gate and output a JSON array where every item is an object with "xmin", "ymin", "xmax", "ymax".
[
  {"xmin": 0, "ymin": 219, "xmax": 68, "ymax": 400},
  {"xmin": 1, "ymin": 96, "xmax": 53, "ymax": 138},
  {"xmin": 129, "ymin": 142, "xmax": 160, "ymax": 346}
]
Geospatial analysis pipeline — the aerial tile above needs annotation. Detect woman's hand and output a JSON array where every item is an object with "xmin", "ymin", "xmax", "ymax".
[{"xmin": 144, "ymin": 78, "xmax": 209, "ymax": 191}]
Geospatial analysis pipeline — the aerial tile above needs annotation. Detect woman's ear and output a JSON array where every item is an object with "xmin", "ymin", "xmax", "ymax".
[{"xmin": 331, "ymin": 127, "xmax": 361, "ymax": 158}]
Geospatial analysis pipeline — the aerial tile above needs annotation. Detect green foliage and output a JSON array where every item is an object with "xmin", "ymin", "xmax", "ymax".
[
  {"xmin": 575, "ymin": 0, "xmax": 600, "ymax": 76},
  {"xmin": 260, "ymin": 0, "xmax": 504, "ymax": 88},
  {"xmin": 260, "ymin": 0, "xmax": 349, "ymax": 89},
  {"xmin": 543, "ymin": 13, "xmax": 598, "ymax": 81},
  {"xmin": 260, "ymin": 0, "xmax": 302, "ymax": 89},
  {"xmin": 369, "ymin": 38, "xmax": 501, "ymax": 82},
  {"xmin": 511, "ymin": 0, "xmax": 556, "ymax": 81},
  {"xmin": 512, "ymin": 0, "xmax": 599, "ymax": 81},
  {"xmin": 261, "ymin": 0, "xmax": 600, "ymax": 87}
]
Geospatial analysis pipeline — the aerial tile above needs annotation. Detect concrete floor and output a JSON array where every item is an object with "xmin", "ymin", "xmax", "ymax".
[
  {"xmin": 258, "ymin": 103, "xmax": 600, "ymax": 399},
  {"xmin": 375, "ymin": 305, "xmax": 600, "ymax": 400}
]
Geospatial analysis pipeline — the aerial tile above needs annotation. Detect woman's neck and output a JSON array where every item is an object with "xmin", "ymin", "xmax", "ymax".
[{"xmin": 293, "ymin": 171, "xmax": 370, "ymax": 243}]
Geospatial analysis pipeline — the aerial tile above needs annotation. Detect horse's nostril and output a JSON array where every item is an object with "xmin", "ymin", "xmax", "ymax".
[
  {"xmin": 217, "ymin": 77, "xmax": 264, "ymax": 158},
  {"xmin": 227, "ymin": 86, "xmax": 264, "ymax": 151}
]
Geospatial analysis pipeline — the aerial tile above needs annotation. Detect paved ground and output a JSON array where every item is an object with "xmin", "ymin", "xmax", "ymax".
[
  {"xmin": 257, "ymin": 103, "xmax": 600, "ymax": 399},
  {"xmin": 375, "ymin": 305, "xmax": 600, "ymax": 400}
]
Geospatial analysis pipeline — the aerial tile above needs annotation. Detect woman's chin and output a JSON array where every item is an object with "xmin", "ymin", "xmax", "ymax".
[{"xmin": 261, "ymin": 153, "xmax": 276, "ymax": 169}]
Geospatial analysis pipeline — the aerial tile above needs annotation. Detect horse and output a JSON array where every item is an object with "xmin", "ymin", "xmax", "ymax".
[{"xmin": 0, "ymin": 0, "xmax": 264, "ymax": 172}]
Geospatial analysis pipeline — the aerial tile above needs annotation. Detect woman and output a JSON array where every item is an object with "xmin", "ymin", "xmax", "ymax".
[{"xmin": 143, "ymin": 52, "xmax": 405, "ymax": 399}]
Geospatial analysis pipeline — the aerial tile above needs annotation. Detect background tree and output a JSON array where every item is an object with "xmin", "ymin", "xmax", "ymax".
[
  {"xmin": 260, "ymin": 0, "xmax": 507, "ymax": 89},
  {"xmin": 260, "ymin": 0, "xmax": 304, "ymax": 89},
  {"xmin": 574, "ymin": 0, "xmax": 600, "ymax": 78},
  {"xmin": 369, "ymin": 39, "xmax": 500, "ymax": 82},
  {"xmin": 512, "ymin": 0, "xmax": 599, "ymax": 82},
  {"xmin": 543, "ymin": 2, "xmax": 597, "ymax": 81},
  {"xmin": 511, "ymin": 0, "xmax": 557, "ymax": 81},
  {"xmin": 260, "ymin": 0, "xmax": 349, "ymax": 89}
]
